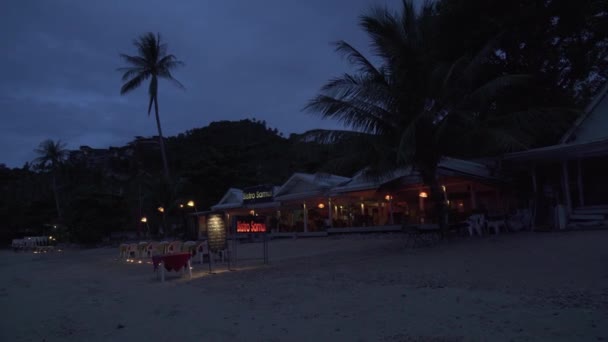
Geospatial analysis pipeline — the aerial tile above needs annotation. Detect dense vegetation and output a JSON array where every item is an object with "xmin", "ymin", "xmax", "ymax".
[{"xmin": 0, "ymin": 119, "xmax": 341, "ymax": 244}]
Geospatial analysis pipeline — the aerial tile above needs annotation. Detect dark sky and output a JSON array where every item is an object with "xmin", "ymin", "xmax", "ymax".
[{"xmin": 0, "ymin": 0, "xmax": 403, "ymax": 168}]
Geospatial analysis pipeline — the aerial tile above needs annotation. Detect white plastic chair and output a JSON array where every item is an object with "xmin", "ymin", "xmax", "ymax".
[
  {"xmin": 167, "ymin": 241, "xmax": 183, "ymax": 254},
  {"xmin": 137, "ymin": 241, "xmax": 149, "ymax": 257},
  {"xmin": 146, "ymin": 242, "xmax": 161, "ymax": 257},
  {"xmin": 466, "ymin": 214, "xmax": 483, "ymax": 236},
  {"xmin": 127, "ymin": 243, "xmax": 139, "ymax": 258},
  {"xmin": 195, "ymin": 241, "xmax": 209, "ymax": 264}
]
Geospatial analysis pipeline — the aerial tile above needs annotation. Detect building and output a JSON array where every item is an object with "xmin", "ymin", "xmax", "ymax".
[
  {"xmin": 503, "ymin": 83, "xmax": 608, "ymax": 228},
  {"xmin": 204, "ymin": 158, "xmax": 503, "ymax": 237}
]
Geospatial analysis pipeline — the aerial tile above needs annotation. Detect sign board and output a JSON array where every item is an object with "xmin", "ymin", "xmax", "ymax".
[
  {"xmin": 235, "ymin": 216, "xmax": 268, "ymax": 234},
  {"xmin": 206, "ymin": 213, "xmax": 227, "ymax": 252},
  {"xmin": 242, "ymin": 185, "xmax": 274, "ymax": 204}
]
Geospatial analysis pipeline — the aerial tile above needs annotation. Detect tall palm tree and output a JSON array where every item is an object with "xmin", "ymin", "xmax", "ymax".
[
  {"xmin": 34, "ymin": 139, "xmax": 68, "ymax": 221},
  {"xmin": 305, "ymin": 0, "xmax": 575, "ymax": 231},
  {"xmin": 118, "ymin": 32, "xmax": 185, "ymax": 181}
]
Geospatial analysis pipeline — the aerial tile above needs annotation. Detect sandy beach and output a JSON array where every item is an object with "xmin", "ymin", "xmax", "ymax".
[{"xmin": 1, "ymin": 231, "xmax": 607, "ymax": 342}]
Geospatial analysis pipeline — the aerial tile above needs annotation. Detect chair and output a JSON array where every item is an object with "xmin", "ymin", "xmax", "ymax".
[
  {"xmin": 11, "ymin": 239, "xmax": 24, "ymax": 251},
  {"xmin": 466, "ymin": 214, "xmax": 484, "ymax": 237},
  {"xmin": 159, "ymin": 241, "xmax": 170, "ymax": 254},
  {"xmin": 146, "ymin": 242, "xmax": 161, "ymax": 257},
  {"xmin": 127, "ymin": 243, "xmax": 139, "ymax": 258},
  {"xmin": 119, "ymin": 243, "xmax": 130, "ymax": 259},
  {"xmin": 167, "ymin": 241, "xmax": 183, "ymax": 254},
  {"xmin": 182, "ymin": 241, "xmax": 197, "ymax": 253},
  {"xmin": 137, "ymin": 241, "xmax": 149, "ymax": 257},
  {"xmin": 195, "ymin": 240, "xmax": 209, "ymax": 264}
]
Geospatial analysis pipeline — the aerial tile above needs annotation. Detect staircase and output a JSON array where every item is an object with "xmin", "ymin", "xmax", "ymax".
[{"xmin": 567, "ymin": 205, "xmax": 608, "ymax": 229}]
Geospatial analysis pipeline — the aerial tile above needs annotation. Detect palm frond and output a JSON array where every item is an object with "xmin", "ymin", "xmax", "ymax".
[
  {"xmin": 333, "ymin": 41, "xmax": 385, "ymax": 80},
  {"xmin": 320, "ymin": 73, "xmax": 390, "ymax": 108},
  {"xmin": 117, "ymin": 67, "xmax": 147, "ymax": 82},
  {"xmin": 361, "ymin": 7, "xmax": 407, "ymax": 63},
  {"xmin": 119, "ymin": 54, "xmax": 148, "ymax": 68},
  {"xmin": 33, "ymin": 139, "xmax": 68, "ymax": 169},
  {"xmin": 305, "ymin": 95, "xmax": 395, "ymax": 133},
  {"xmin": 158, "ymin": 69, "xmax": 185, "ymax": 90},
  {"xmin": 120, "ymin": 72, "xmax": 148, "ymax": 95}
]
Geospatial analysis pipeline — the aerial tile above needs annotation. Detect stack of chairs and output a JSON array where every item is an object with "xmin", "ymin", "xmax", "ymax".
[
  {"xmin": 118, "ymin": 239, "xmax": 215, "ymax": 265},
  {"xmin": 11, "ymin": 236, "xmax": 55, "ymax": 252}
]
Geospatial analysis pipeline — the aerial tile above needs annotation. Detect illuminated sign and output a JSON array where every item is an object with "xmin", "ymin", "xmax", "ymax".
[
  {"xmin": 206, "ymin": 213, "xmax": 227, "ymax": 252},
  {"xmin": 242, "ymin": 185, "xmax": 274, "ymax": 204},
  {"xmin": 235, "ymin": 216, "xmax": 267, "ymax": 234}
]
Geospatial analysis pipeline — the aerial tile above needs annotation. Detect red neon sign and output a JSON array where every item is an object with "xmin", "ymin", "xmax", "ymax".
[{"xmin": 236, "ymin": 220, "xmax": 267, "ymax": 233}]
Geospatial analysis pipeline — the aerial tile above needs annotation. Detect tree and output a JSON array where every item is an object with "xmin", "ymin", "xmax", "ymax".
[
  {"xmin": 305, "ymin": 0, "xmax": 576, "ymax": 232},
  {"xmin": 33, "ymin": 139, "xmax": 68, "ymax": 221},
  {"xmin": 118, "ymin": 32, "xmax": 185, "ymax": 181}
]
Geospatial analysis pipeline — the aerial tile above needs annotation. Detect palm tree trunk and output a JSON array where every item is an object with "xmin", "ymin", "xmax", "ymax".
[
  {"xmin": 52, "ymin": 170, "xmax": 62, "ymax": 222},
  {"xmin": 421, "ymin": 167, "xmax": 448, "ymax": 236},
  {"xmin": 153, "ymin": 96, "xmax": 171, "ymax": 181}
]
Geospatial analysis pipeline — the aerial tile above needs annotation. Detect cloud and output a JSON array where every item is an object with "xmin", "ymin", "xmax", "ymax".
[{"xmin": 0, "ymin": 0, "xmax": 402, "ymax": 167}]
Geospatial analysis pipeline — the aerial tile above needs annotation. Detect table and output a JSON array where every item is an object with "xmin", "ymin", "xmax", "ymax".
[{"xmin": 152, "ymin": 253, "xmax": 192, "ymax": 282}]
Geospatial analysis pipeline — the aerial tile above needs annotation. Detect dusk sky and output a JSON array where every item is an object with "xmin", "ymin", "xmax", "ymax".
[{"xmin": 0, "ymin": 0, "xmax": 404, "ymax": 168}]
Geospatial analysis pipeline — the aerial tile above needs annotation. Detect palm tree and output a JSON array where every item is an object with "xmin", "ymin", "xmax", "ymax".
[
  {"xmin": 118, "ymin": 32, "xmax": 185, "ymax": 181},
  {"xmin": 305, "ymin": 0, "xmax": 575, "ymax": 231},
  {"xmin": 34, "ymin": 139, "xmax": 68, "ymax": 221}
]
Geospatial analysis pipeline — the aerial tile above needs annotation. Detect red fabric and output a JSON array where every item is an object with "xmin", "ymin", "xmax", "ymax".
[{"xmin": 152, "ymin": 253, "xmax": 191, "ymax": 272}]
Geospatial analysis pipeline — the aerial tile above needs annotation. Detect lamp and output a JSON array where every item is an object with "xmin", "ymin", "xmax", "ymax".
[
  {"xmin": 419, "ymin": 191, "xmax": 428, "ymax": 198},
  {"xmin": 157, "ymin": 206, "xmax": 164, "ymax": 213},
  {"xmin": 187, "ymin": 200, "xmax": 198, "ymax": 212},
  {"xmin": 317, "ymin": 203, "xmax": 325, "ymax": 209},
  {"xmin": 140, "ymin": 217, "xmax": 150, "ymax": 236},
  {"xmin": 384, "ymin": 195, "xmax": 393, "ymax": 201}
]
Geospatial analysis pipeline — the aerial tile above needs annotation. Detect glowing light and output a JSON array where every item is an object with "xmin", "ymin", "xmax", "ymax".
[
  {"xmin": 157, "ymin": 206, "xmax": 165, "ymax": 213},
  {"xmin": 317, "ymin": 203, "xmax": 325, "ymax": 209},
  {"xmin": 140, "ymin": 217, "xmax": 147, "ymax": 223},
  {"xmin": 179, "ymin": 204, "xmax": 184, "ymax": 208},
  {"xmin": 249, "ymin": 210, "xmax": 255, "ymax": 216},
  {"xmin": 138, "ymin": 260, "xmax": 142, "ymax": 264},
  {"xmin": 442, "ymin": 185, "xmax": 446, "ymax": 192},
  {"xmin": 385, "ymin": 195, "xmax": 393, "ymax": 201},
  {"xmin": 187, "ymin": 200, "xmax": 195, "ymax": 207},
  {"xmin": 419, "ymin": 192, "xmax": 428, "ymax": 198}
]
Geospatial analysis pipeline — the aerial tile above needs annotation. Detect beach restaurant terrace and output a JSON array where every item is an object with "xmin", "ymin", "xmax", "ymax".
[{"xmin": 205, "ymin": 158, "xmax": 506, "ymax": 236}]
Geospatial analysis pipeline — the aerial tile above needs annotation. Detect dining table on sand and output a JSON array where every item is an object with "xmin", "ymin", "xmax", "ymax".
[{"xmin": 152, "ymin": 252, "xmax": 192, "ymax": 282}]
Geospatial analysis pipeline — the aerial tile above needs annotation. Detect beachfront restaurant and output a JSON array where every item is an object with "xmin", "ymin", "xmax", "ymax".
[{"xmin": 206, "ymin": 157, "xmax": 506, "ymax": 236}]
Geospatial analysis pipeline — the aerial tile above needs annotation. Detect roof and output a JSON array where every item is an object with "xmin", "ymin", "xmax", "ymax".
[
  {"xmin": 273, "ymin": 172, "xmax": 350, "ymax": 202},
  {"xmin": 332, "ymin": 168, "xmax": 414, "ymax": 194},
  {"xmin": 210, "ymin": 188, "xmax": 243, "ymax": 211},
  {"xmin": 502, "ymin": 136, "xmax": 608, "ymax": 162},
  {"xmin": 504, "ymin": 82, "xmax": 608, "ymax": 162},
  {"xmin": 561, "ymin": 82, "xmax": 608, "ymax": 143}
]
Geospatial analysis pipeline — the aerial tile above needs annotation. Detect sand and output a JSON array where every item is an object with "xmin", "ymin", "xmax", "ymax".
[{"xmin": 1, "ymin": 231, "xmax": 607, "ymax": 342}]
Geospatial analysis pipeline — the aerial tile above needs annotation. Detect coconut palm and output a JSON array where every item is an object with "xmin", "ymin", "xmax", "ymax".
[
  {"xmin": 118, "ymin": 32, "xmax": 184, "ymax": 181},
  {"xmin": 34, "ymin": 139, "xmax": 68, "ymax": 221},
  {"xmin": 305, "ymin": 0, "xmax": 575, "ymax": 231}
]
